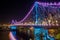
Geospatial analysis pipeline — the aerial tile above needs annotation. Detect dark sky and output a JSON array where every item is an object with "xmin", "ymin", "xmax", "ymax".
[{"xmin": 0, "ymin": 0, "xmax": 60, "ymax": 24}]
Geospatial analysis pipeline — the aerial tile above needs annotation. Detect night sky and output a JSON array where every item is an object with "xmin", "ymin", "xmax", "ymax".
[{"xmin": 0, "ymin": 0, "xmax": 60, "ymax": 24}]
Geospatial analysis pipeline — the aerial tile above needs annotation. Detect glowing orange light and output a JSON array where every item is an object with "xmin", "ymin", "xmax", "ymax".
[
  {"xmin": 48, "ymin": 29, "xmax": 55, "ymax": 33},
  {"xmin": 30, "ymin": 27, "xmax": 34, "ymax": 30}
]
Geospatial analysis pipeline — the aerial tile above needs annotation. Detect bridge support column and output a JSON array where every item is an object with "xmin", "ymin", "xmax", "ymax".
[
  {"xmin": 42, "ymin": 29, "xmax": 48, "ymax": 40},
  {"xmin": 34, "ymin": 26, "xmax": 55, "ymax": 40},
  {"xmin": 34, "ymin": 26, "xmax": 43, "ymax": 40}
]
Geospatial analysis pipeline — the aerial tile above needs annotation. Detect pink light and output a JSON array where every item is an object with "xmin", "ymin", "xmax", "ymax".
[{"xmin": 9, "ymin": 32, "xmax": 16, "ymax": 40}]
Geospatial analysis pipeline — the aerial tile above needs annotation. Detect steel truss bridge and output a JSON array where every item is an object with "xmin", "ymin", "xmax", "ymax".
[
  {"xmin": 1, "ymin": 1, "xmax": 60, "ymax": 27},
  {"xmin": 10, "ymin": 1, "xmax": 60, "ymax": 27},
  {"xmin": 1, "ymin": 1, "xmax": 60, "ymax": 40},
  {"xmin": 11, "ymin": 2, "xmax": 60, "ymax": 40}
]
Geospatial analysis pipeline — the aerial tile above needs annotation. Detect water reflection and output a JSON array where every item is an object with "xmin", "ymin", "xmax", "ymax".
[
  {"xmin": 9, "ymin": 31, "xmax": 16, "ymax": 40},
  {"xmin": 0, "ymin": 26, "xmax": 60, "ymax": 40},
  {"xmin": 0, "ymin": 31, "xmax": 9, "ymax": 40}
]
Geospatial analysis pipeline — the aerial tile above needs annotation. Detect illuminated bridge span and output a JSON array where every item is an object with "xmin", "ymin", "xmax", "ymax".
[
  {"xmin": 12, "ymin": 1, "xmax": 60, "ymax": 26},
  {"xmin": 2, "ymin": 2, "xmax": 60, "ymax": 40},
  {"xmin": 1, "ymin": 23, "xmax": 59, "ymax": 27},
  {"xmin": 12, "ymin": 23, "xmax": 59, "ymax": 27}
]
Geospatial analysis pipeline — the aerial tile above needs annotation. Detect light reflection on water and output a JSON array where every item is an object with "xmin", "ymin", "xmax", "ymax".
[
  {"xmin": 0, "ymin": 27, "xmax": 59, "ymax": 40},
  {"xmin": 9, "ymin": 31, "xmax": 16, "ymax": 40}
]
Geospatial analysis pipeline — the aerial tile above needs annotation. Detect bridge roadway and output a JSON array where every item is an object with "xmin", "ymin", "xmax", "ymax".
[{"xmin": 0, "ymin": 23, "xmax": 60, "ymax": 28}]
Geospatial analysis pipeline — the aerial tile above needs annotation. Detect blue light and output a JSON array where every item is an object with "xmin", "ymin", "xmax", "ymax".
[
  {"xmin": 34, "ymin": 27, "xmax": 41, "ymax": 40},
  {"xmin": 47, "ymin": 35, "xmax": 55, "ymax": 40},
  {"xmin": 10, "ymin": 26, "xmax": 17, "ymax": 40},
  {"xmin": 35, "ymin": 1, "xmax": 38, "ymax": 24},
  {"xmin": 42, "ymin": 29, "xmax": 48, "ymax": 40},
  {"xmin": 34, "ymin": 26, "xmax": 55, "ymax": 40},
  {"xmin": 10, "ymin": 26, "xmax": 16, "ymax": 30},
  {"xmin": 11, "ymin": 31, "xmax": 16, "ymax": 37}
]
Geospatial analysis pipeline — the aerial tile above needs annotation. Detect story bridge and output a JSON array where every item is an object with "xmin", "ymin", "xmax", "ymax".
[{"xmin": 1, "ymin": 1, "xmax": 60, "ymax": 40}]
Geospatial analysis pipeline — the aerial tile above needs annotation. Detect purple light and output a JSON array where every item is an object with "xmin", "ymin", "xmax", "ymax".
[
  {"xmin": 50, "ymin": 3, "xmax": 53, "ymax": 5},
  {"xmin": 38, "ymin": 2, "xmax": 60, "ymax": 6},
  {"xmin": 18, "ymin": 4, "xmax": 34, "ymax": 23},
  {"xmin": 46, "ymin": 2, "xmax": 49, "ymax": 5},
  {"xmin": 54, "ymin": 2, "xmax": 57, "ymax": 5},
  {"xmin": 9, "ymin": 32, "xmax": 16, "ymax": 40},
  {"xmin": 58, "ymin": 2, "xmax": 60, "ymax": 5},
  {"xmin": 14, "ymin": 2, "xmax": 60, "ymax": 24}
]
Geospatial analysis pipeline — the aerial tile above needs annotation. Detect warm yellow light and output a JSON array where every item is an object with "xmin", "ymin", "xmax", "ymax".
[
  {"xmin": 48, "ymin": 20, "xmax": 51, "ymax": 23},
  {"xmin": 48, "ymin": 29, "xmax": 55, "ymax": 33},
  {"xmin": 29, "ymin": 22, "xmax": 32, "ymax": 24},
  {"xmin": 30, "ymin": 27, "xmax": 34, "ymax": 30},
  {"xmin": 24, "ymin": 22, "xmax": 27, "ymax": 24},
  {"xmin": 56, "ymin": 20, "xmax": 58, "ymax": 23}
]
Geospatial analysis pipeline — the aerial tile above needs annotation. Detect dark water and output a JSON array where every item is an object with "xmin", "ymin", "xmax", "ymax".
[
  {"xmin": 0, "ymin": 31, "xmax": 10, "ymax": 40},
  {"xmin": 0, "ymin": 30, "xmax": 18, "ymax": 40},
  {"xmin": 0, "ymin": 30, "xmax": 33, "ymax": 40},
  {"xmin": 0, "ymin": 27, "xmax": 59, "ymax": 40}
]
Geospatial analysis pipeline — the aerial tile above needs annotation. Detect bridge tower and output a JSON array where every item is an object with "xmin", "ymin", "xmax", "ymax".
[
  {"xmin": 10, "ymin": 1, "xmax": 60, "ymax": 40},
  {"xmin": 35, "ymin": 2, "xmax": 39, "ymax": 24},
  {"xmin": 33, "ymin": 2, "xmax": 55, "ymax": 40}
]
